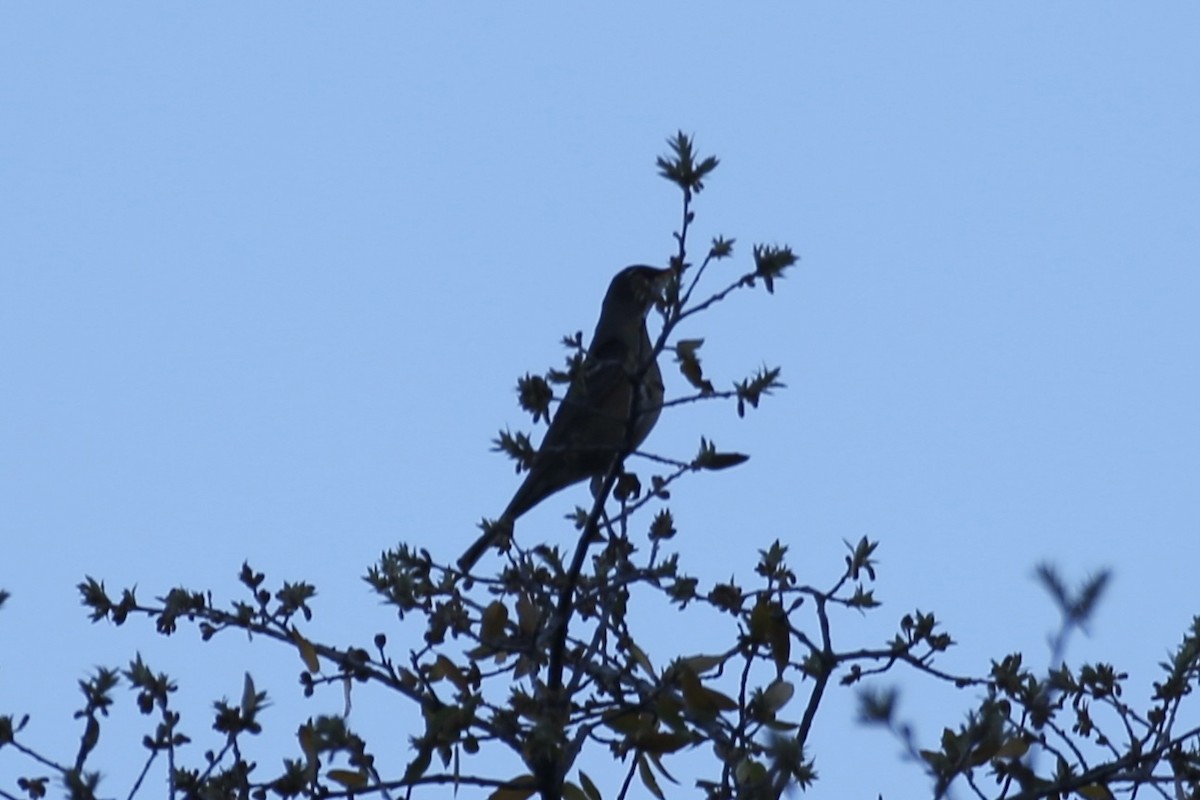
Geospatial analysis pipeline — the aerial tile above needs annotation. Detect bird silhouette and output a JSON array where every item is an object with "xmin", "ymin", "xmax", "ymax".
[{"xmin": 457, "ymin": 265, "xmax": 673, "ymax": 571}]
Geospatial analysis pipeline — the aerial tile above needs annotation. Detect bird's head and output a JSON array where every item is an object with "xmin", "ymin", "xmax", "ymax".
[{"xmin": 602, "ymin": 265, "xmax": 675, "ymax": 319}]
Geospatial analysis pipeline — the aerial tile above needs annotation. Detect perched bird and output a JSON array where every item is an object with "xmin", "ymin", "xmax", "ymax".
[{"xmin": 457, "ymin": 265, "xmax": 674, "ymax": 571}]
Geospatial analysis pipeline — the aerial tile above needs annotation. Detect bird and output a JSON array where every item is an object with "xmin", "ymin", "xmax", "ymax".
[{"xmin": 457, "ymin": 264, "xmax": 674, "ymax": 572}]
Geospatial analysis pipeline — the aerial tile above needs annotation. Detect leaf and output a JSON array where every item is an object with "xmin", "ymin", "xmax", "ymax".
[
  {"xmin": 492, "ymin": 429, "xmax": 536, "ymax": 472},
  {"xmin": 694, "ymin": 437, "xmax": 750, "ymax": 471},
  {"xmin": 647, "ymin": 752, "xmax": 680, "ymax": 784},
  {"xmin": 656, "ymin": 132, "xmax": 719, "ymax": 196},
  {"xmin": 429, "ymin": 655, "xmax": 469, "ymax": 692},
  {"xmin": 403, "ymin": 746, "xmax": 431, "ymax": 782},
  {"xmin": 562, "ymin": 783, "xmax": 589, "ymax": 800},
  {"xmin": 1077, "ymin": 784, "xmax": 1116, "ymax": 800},
  {"xmin": 614, "ymin": 471, "xmax": 642, "ymax": 503},
  {"xmin": 480, "ymin": 601, "xmax": 509, "ymax": 642},
  {"xmin": 762, "ymin": 680, "xmax": 795, "ymax": 713},
  {"xmin": 735, "ymin": 757, "xmax": 768, "ymax": 784},
  {"xmin": 80, "ymin": 716, "xmax": 99, "ymax": 762},
  {"xmin": 516, "ymin": 593, "xmax": 540, "ymax": 635},
  {"xmin": 706, "ymin": 687, "xmax": 738, "ymax": 711},
  {"xmin": 326, "ymin": 769, "xmax": 368, "ymax": 789},
  {"xmin": 515, "ymin": 373, "xmax": 554, "ymax": 424},
  {"xmin": 768, "ymin": 608, "xmax": 791, "ymax": 673},
  {"xmin": 681, "ymin": 654, "xmax": 725, "ymax": 674},
  {"xmin": 490, "ymin": 775, "xmax": 538, "ymax": 800},
  {"xmin": 993, "ymin": 736, "xmax": 1030, "ymax": 760},
  {"xmin": 298, "ymin": 723, "xmax": 319, "ymax": 780},
  {"xmin": 734, "ymin": 366, "xmax": 784, "ymax": 418},
  {"xmin": 628, "ymin": 641, "xmax": 655, "ymax": 677},
  {"xmin": 637, "ymin": 754, "xmax": 666, "ymax": 800},
  {"xmin": 603, "ymin": 711, "xmax": 647, "ymax": 736},
  {"xmin": 709, "ymin": 236, "xmax": 735, "ymax": 259},
  {"xmin": 674, "ymin": 339, "xmax": 714, "ymax": 394},
  {"xmin": 648, "ymin": 509, "xmax": 676, "ymax": 540},
  {"xmin": 579, "ymin": 770, "xmax": 602, "ymax": 800},
  {"xmin": 703, "ymin": 453, "xmax": 749, "ymax": 470},
  {"xmin": 240, "ymin": 673, "xmax": 258, "ymax": 716},
  {"xmin": 679, "ymin": 669, "xmax": 737, "ymax": 719},
  {"xmin": 679, "ymin": 669, "xmax": 711, "ymax": 716},
  {"xmin": 639, "ymin": 732, "xmax": 691, "ymax": 755},
  {"xmin": 290, "ymin": 628, "xmax": 320, "ymax": 673},
  {"xmin": 749, "ymin": 600, "xmax": 770, "ymax": 642},
  {"xmin": 967, "ymin": 738, "xmax": 999, "ymax": 766},
  {"xmin": 751, "ymin": 244, "xmax": 797, "ymax": 294}
]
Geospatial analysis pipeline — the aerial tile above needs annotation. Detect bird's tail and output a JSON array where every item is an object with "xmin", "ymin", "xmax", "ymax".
[{"xmin": 457, "ymin": 515, "xmax": 514, "ymax": 573}]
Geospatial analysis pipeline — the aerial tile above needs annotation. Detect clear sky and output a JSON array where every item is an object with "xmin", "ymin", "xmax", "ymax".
[{"xmin": 2, "ymin": 4, "xmax": 1198, "ymax": 798}]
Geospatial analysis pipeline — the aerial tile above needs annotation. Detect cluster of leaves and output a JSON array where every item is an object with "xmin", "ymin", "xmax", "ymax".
[
  {"xmin": 859, "ymin": 568, "xmax": 1200, "ymax": 799},
  {"xmin": 9, "ymin": 558, "xmax": 1200, "ymax": 800},
  {"xmin": 6, "ymin": 532, "xmax": 945, "ymax": 800},
  {"xmin": 364, "ymin": 521, "xmax": 964, "ymax": 800},
  {"xmin": 2, "ymin": 566, "xmax": 399, "ymax": 800}
]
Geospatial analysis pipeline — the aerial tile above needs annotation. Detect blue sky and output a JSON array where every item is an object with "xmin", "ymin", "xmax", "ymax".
[{"xmin": 2, "ymin": 4, "xmax": 1198, "ymax": 798}]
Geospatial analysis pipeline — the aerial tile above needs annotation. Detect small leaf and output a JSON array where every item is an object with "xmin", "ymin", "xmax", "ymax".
[
  {"xmin": 648, "ymin": 509, "xmax": 676, "ymax": 541},
  {"xmin": 80, "ymin": 716, "xmax": 99, "ymax": 761},
  {"xmin": 492, "ymin": 429, "xmax": 536, "ymax": 472},
  {"xmin": 614, "ymin": 471, "xmax": 642, "ymax": 503},
  {"xmin": 655, "ymin": 132, "xmax": 719, "ymax": 196},
  {"xmin": 326, "ymin": 769, "xmax": 368, "ymax": 789},
  {"xmin": 241, "ymin": 673, "xmax": 257, "ymax": 716},
  {"xmin": 429, "ymin": 655, "xmax": 469, "ymax": 692},
  {"xmin": 603, "ymin": 711, "xmax": 647, "ymax": 736},
  {"xmin": 704, "ymin": 452, "xmax": 749, "ymax": 470},
  {"xmin": 562, "ymin": 783, "xmax": 589, "ymax": 800},
  {"xmin": 679, "ymin": 669, "xmax": 714, "ymax": 718},
  {"xmin": 639, "ymin": 732, "xmax": 691, "ymax": 755},
  {"xmin": 480, "ymin": 601, "xmax": 509, "ymax": 642},
  {"xmin": 993, "ymin": 736, "xmax": 1030, "ymax": 760},
  {"xmin": 693, "ymin": 437, "xmax": 749, "ymax": 471},
  {"xmin": 627, "ymin": 641, "xmax": 655, "ymax": 677},
  {"xmin": 674, "ymin": 339, "xmax": 715, "ymax": 394},
  {"xmin": 403, "ymin": 746, "xmax": 431, "ymax": 782},
  {"xmin": 749, "ymin": 600, "xmax": 771, "ymax": 642},
  {"xmin": 768, "ymin": 608, "xmax": 791, "ymax": 673},
  {"xmin": 298, "ymin": 723, "xmax": 319, "ymax": 779},
  {"xmin": 491, "ymin": 775, "xmax": 538, "ymax": 800},
  {"xmin": 734, "ymin": 366, "xmax": 785, "ymax": 418},
  {"xmin": 579, "ymin": 770, "xmax": 602, "ymax": 800},
  {"xmin": 647, "ymin": 752, "xmax": 680, "ymax": 784},
  {"xmin": 290, "ymin": 628, "xmax": 320, "ymax": 673},
  {"xmin": 516, "ymin": 593, "xmax": 540, "ymax": 635},
  {"xmin": 762, "ymin": 680, "xmax": 795, "ymax": 713},
  {"xmin": 515, "ymin": 373, "xmax": 554, "ymax": 424},
  {"xmin": 735, "ymin": 757, "xmax": 768, "ymax": 785},
  {"xmin": 637, "ymin": 754, "xmax": 666, "ymax": 800},
  {"xmin": 681, "ymin": 654, "xmax": 725, "ymax": 674},
  {"xmin": 679, "ymin": 669, "xmax": 737, "ymax": 718},
  {"xmin": 706, "ymin": 687, "xmax": 738, "ymax": 711},
  {"xmin": 709, "ymin": 236, "xmax": 735, "ymax": 259},
  {"xmin": 751, "ymin": 244, "xmax": 797, "ymax": 294}
]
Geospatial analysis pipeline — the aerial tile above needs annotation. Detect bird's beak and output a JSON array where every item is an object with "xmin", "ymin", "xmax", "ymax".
[{"xmin": 650, "ymin": 266, "xmax": 676, "ymax": 309}]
